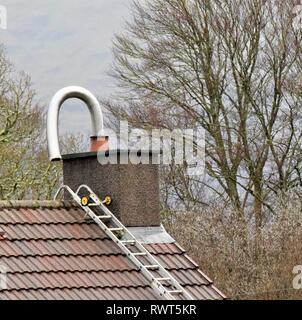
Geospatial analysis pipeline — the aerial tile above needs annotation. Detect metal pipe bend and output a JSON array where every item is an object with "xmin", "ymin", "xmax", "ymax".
[{"xmin": 47, "ymin": 86, "xmax": 104, "ymax": 161}]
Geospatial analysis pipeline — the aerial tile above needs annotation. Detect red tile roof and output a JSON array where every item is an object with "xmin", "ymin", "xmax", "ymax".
[{"xmin": 0, "ymin": 201, "xmax": 225, "ymax": 300}]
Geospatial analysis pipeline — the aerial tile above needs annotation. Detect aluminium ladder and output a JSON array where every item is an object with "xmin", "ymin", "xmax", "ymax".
[{"xmin": 54, "ymin": 184, "xmax": 194, "ymax": 300}]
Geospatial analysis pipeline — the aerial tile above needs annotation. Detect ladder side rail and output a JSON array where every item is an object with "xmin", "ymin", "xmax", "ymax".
[
  {"xmin": 75, "ymin": 184, "xmax": 96, "ymax": 197},
  {"xmin": 75, "ymin": 200, "xmax": 176, "ymax": 300},
  {"xmin": 81, "ymin": 194, "xmax": 194, "ymax": 299},
  {"xmin": 58, "ymin": 184, "xmax": 194, "ymax": 300},
  {"xmin": 54, "ymin": 185, "xmax": 82, "ymax": 202},
  {"xmin": 75, "ymin": 185, "xmax": 194, "ymax": 300},
  {"xmin": 55, "ymin": 185, "xmax": 175, "ymax": 299}
]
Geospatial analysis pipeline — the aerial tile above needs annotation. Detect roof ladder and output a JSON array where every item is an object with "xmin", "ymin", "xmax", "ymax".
[{"xmin": 54, "ymin": 184, "xmax": 194, "ymax": 300}]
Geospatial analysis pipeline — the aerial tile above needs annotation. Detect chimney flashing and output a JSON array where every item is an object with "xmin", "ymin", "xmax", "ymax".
[{"xmin": 126, "ymin": 225, "xmax": 175, "ymax": 244}]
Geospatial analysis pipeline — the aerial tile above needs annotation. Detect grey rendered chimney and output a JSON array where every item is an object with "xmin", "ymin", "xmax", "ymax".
[{"xmin": 62, "ymin": 151, "xmax": 161, "ymax": 227}]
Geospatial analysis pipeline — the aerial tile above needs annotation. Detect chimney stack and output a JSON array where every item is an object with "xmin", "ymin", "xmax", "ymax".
[
  {"xmin": 62, "ymin": 151, "xmax": 160, "ymax": 226},
  {"xmin": 47, "ymin": 87, "xmax": 161, "ymax": 227}
]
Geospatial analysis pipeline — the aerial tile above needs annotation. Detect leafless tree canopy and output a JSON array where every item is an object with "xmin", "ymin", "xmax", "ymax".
[
  {"xmin": 106, "ymin": 0, "xmax": 302, "ymax": 232},
  {"xmin": 0, "ymin": 46, "xmax": 83, "ymax": 199}
]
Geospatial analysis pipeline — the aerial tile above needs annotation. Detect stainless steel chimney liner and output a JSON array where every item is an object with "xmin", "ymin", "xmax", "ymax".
[{"xmin": 47, "ymin": 86, "xmax": 104, "ymax": 161}]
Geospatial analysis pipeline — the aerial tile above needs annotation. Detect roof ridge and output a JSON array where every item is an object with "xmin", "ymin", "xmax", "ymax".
[{"xmin": 0, "ymin": 200, "xmax": 78, "ymax": 209}]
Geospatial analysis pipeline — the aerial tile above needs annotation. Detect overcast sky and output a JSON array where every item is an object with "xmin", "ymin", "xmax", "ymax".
[{"xmin": 0, "ymin": 0, "xmax": 131, "ymax": 135}]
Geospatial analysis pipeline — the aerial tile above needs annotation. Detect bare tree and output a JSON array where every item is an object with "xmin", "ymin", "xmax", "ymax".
[
  {"xmin": 105, "ymin": 0, "xmax": 302, "ymax": 233},
  {"xmin": 0, "ymin": 45, "xmax": 85, "ymax": 199}
]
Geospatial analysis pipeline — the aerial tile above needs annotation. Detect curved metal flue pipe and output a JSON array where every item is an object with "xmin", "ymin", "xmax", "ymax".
[{"xmin": 47, "ymin": 86, "xmax": 104, "ymax": 161}]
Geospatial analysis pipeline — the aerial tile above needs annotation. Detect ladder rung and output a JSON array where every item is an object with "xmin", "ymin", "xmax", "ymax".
[
  {"xmin": 57, "ymin": 185, "xmax": 194, "ymax": 300},
  {"xmin": 121, "ymin": 240, "xmax": 136, "ymax": 244},
  {"xmin": 144, "ymin": 265, "xmax": 159, "ymax": 269},
  {"xmin": 155, "ymin": 277, "xmax": 171, "ymax": 281},
  {"xmin": 97, "ymin": 215, "xmax": 112, "ymax": 219},
  {"xmin": 167, "ymin": 290, "xmax": 183, "ymax": 294},
  {"xmin": 109, "ymin": 227, "xmax": 124, "ymax": 232}
]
